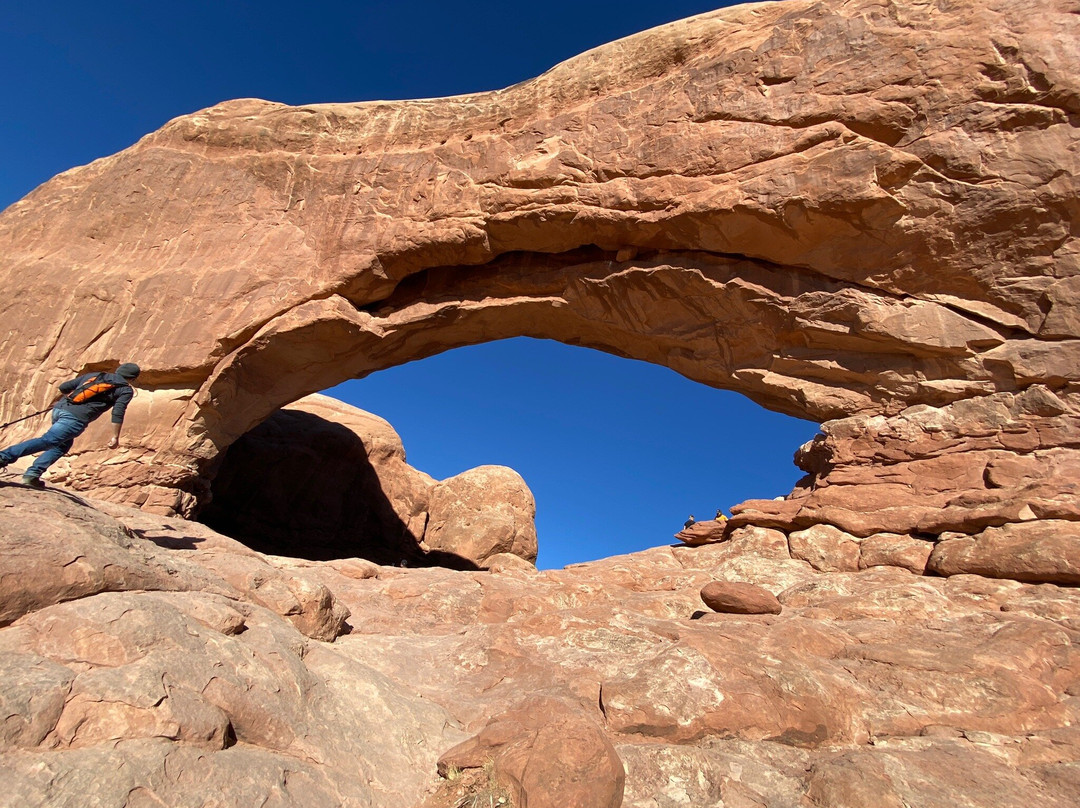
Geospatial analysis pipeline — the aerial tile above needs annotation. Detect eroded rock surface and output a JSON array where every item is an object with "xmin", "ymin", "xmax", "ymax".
[
  {"xmin": 2, "ymin": 486, "xmax": 1078, "ymax": 807},
  {"xmin": 0, "ymin": 0, "xmax": 1074, "ymax": 556},
  {"xmin": 435, "ymin": 697, "xmax": 624, "ymax": 808},
  {"xmin": 1, "ymin": 0, "xmax": 1080, "ymax": 803}
]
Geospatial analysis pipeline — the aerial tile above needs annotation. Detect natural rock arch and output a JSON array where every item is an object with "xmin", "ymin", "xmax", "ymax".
[{"xmin": 0, "ymin": 0, "xmax": 1076, "ymax": 563}]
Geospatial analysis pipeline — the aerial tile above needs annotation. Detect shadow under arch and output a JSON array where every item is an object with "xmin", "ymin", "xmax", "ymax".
[
  {"xmin": 195, "ymin": 335, "xmax": 817, "ymax": 570},
  {"xmin": 198, "ymin": 407, "xmax": 481, "ymax": 569}
]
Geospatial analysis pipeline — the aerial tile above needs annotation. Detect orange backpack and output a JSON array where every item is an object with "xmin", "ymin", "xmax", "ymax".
[{"xmin": 67, "ymin": 373, "xmax": 119, "ymax": 404}]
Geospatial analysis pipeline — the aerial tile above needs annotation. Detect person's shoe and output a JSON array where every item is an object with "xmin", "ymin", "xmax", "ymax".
[{"xmin": 21, "ymin": 475, "xmax": 44, "ymax": 489}]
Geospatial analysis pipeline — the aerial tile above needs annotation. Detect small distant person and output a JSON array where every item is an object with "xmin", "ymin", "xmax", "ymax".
[
  {"xmin": 715, "ymin": 509, "xmax": 728, "ymax": 522},
  {"xmin": 684, "ymin": 514, "xmax": 696, "ymax": 529},
  {"xmin": 0, "ymin": 363, "xmax": 141, "ymax": 488}
]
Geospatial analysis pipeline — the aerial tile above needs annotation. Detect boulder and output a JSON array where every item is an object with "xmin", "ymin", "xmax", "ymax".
[
  {"xmin": 700, "ymin": 581, "xmax": 783, "ymax": 615},
  {"xmin": 435, "ymin": 697, "xmax": 624, "ymax": 808},
  {"xmin": 424, "ymin": 465, "xmax": 538, "ymax": 568},
  {"xmin": 198, "ymin": 395, "xmax": 539, "ymax": 568}
]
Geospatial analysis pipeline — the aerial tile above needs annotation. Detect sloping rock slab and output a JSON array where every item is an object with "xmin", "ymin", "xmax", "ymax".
[
  {"xmin": 928, "ymin": 521, "xmax": 1080, "ymax": 585},
  {"xmin": 0, "ymin": 486, "xmax": 231, "ymax": 626}
]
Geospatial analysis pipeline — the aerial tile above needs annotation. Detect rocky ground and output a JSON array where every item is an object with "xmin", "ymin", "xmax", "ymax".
[{"xmin": 2, "ymin": 481, "xmax": 1078, "ymax": 807}]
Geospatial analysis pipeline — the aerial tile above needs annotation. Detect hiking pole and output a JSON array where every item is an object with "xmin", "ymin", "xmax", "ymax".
[{"xmin": 0, "ymin": 407, "xmax": 52, "ymax": 431}]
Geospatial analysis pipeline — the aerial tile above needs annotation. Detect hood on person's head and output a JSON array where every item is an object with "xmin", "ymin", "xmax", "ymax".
[{"xmin": 116, "ymin": 363, "xmax": 141, "ymax": 381}]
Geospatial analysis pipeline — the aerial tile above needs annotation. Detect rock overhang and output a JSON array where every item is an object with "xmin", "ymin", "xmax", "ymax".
[
  {"xmin": 1, "ymin": 2, "xmax": 1080, "ymax": 803},
  {"xmin": 0, "ymin": 0, "xmax": 1074, "ymax": 546}
]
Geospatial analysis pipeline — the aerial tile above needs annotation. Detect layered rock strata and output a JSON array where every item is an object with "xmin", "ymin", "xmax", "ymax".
[
  {"xmin": 0, "ymin": 0, "xmax": 1075, "ymax": 571},
  {"xmin": 725, "ymin": 386, "xmax": 1080, "ymax": 582}
]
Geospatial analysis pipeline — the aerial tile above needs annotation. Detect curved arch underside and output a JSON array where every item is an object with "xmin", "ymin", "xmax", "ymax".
[
  {"xmin": 0, "ymin": 0, "xmax": 1076, "ymax": 551},
  {"xmin": 194, "ymin": 246, "xmax": 1010, "ymax": 451}
]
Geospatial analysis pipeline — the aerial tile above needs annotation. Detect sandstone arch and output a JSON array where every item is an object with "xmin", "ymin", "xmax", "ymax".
[{"xmin": 0, "ymin": 0, "xmax": 1076, "ymax": 563}]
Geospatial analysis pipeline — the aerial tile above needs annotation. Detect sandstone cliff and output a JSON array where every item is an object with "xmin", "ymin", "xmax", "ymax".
[
  {"xmin": 0, "ymin": 0, "xmax": 1076, "ymax": 549},
  {"xmin": 1, "ymin": 0, "xmax": 1080, "ymax": 803}
]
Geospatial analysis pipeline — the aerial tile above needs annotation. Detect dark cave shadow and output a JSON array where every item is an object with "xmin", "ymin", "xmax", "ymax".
[{"xmin": 198, "ymin": 408, "xmax": 478, "ymax": 570}]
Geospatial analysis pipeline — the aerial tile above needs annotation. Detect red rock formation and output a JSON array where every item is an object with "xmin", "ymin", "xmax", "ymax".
[
  {"xmin": 700, "ymin": 580, "xmax": 784, "ymax": 614},
  {"xmin": 0, "ymin": 0, "xmax": 1075, "ymax": 565},
  {"xmin": 435, "ymin": 697, "xmax": 624, "ymax": 808},
  {"xmin": 729, "ymin": 387, "xmax": 1080, "ymax": 581},
  {"xmin": 199, "ymin": 394, "xmax": 536, "ymax": 567},
  {"xmin": 2, "ymin": 486, "xmax": 1077, "ymax": 806},
  {"xmin": 1, "ymin": 0, "xmax": 1079, "ymax": 802}
]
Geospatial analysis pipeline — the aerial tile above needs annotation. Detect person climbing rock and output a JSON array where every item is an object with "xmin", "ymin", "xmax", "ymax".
[{"xmin": 0, "ymin": 363, "xmax": 141, "ymax": 488}]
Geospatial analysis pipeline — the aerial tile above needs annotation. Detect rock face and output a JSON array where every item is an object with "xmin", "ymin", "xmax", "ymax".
[
  {"xmin": 728, "ymin": 387, "xmax": 1080, "ymax": 582},
  {"xmin": 435, "ymin": 697, "xmax": 624, "ymax": 808},
  {"xmin": 200, "ymin": 394, "xmax": 536, "ymax": 568},
  {"xmin": 2, "ymin": 485, "xmax": 1079, "ymax": 807},
  {"xmin": 0, "ymin": 0, "xmax": 1075, "ymax": 564},
  {"xmin": 1, "ymin": 0, "xmax": 1080, "ymax": 802}
]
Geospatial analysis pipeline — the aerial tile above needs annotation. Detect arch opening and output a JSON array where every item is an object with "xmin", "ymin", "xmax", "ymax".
[
  {"xmin": 188, "ymin": 245, "xmax": 992, "ymax": 475},
  {"xmin": 180, "ymin": 243, "xmax": 1010, "ymax": 569},
  {"xmin": 197, "ymin": 338, "xmax": 819, "ymax": 569}
]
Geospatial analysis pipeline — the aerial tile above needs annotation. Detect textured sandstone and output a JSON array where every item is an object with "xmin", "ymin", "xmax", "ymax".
[
  {"xmin": 1, "ymin": 486, "xmax": 1079, "ymax": 807},
  {"xmin": 700, "ymin": 580, "xmax": 783, "ymax": 614},
  {"xmin": 927, "ymin": 521, "xmax": 1080, "ymax": 584},
  {"xmin": 859, "ymin": 532, "xmax": 934, "ymax": 574},
  {"xmin": 435, "ymin": 697, "xmax": 624, "ymax": 808},
  {"xmin": 1, "ymin": 0, "xmax": 1080, "ymax": 804},
  {"xmin": 200, "ymin": 394, "xmax": 536, "ymax": 567},
  {"xmin": 675, "ymin": 519, "xmax": 728, "ymax": 545},
  {"xmin": 788, "ymin": 524, "xmax": 862, "ymax": 572},
  {"xmin": 730, "ymin": 388, "xmax": 1080, "ymax": 580},
  {"xmin": 0, "ymin": 0, "xmax": 1073, "ymax": 569},
  {"xmin": 200, "ymin": 394, "xmax": 435, "ymax": 562},
  {"xmin": 0, "ymin": 486, "xmax": 348, "ymax": 641},
  {"xmin": 424, "ymin": 465, "xmax": 538, "ymax": 567}
]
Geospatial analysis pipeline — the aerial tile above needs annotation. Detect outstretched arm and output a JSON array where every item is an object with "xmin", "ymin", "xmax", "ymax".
[
  {"xmin": 108, "ymin": 383, "xmax": 134, "ymax": 449},
  {"xmin": 107, "ymin": 421, "xmax": 122, "ymax": 449}
]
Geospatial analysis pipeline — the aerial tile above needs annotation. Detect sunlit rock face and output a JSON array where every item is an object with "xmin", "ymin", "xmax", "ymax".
[
  {"xmin": 1, "ymin": 0, "xmax": 1080, "ymax": 804},
  {"xmin": 0, "ymin": 0, "xmax": 1075, "ymax": 548},
  {"xmin": 2, "ymin": 486, "xmax": 1079, "ymax": 807}
]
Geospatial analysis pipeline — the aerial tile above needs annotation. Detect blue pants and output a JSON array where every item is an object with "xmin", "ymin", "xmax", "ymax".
[{"xmin": 0, "ymin": 408, "xmax": 88, "ymax": 479}]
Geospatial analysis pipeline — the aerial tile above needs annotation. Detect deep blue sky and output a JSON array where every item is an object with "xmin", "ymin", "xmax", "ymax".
[{"xmin": 1, "ymin": 0, "xmax": 817, "ymax": 568}]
